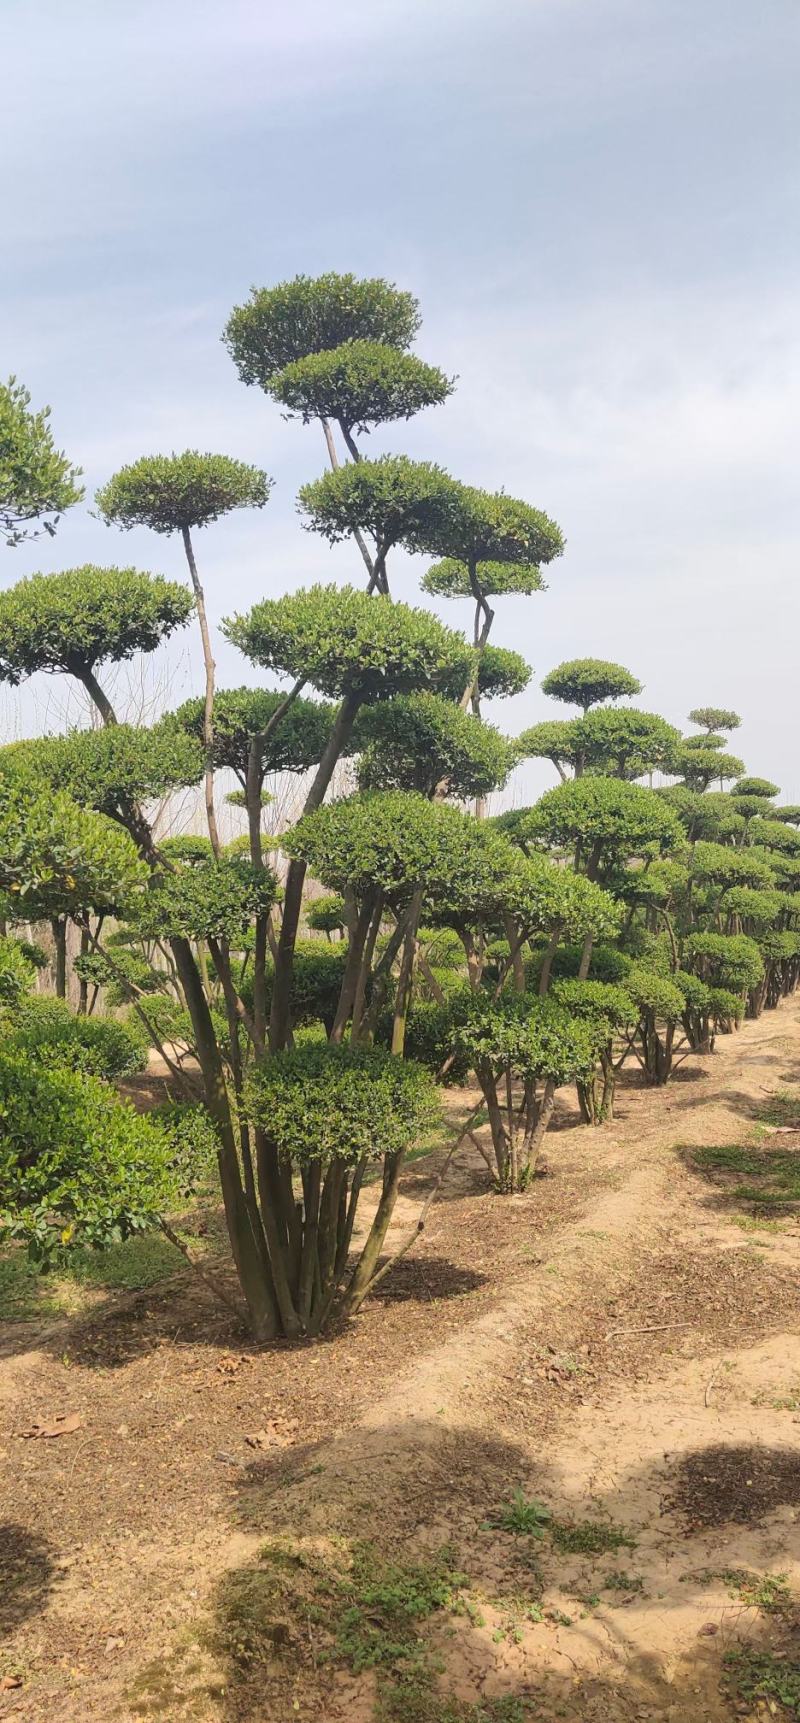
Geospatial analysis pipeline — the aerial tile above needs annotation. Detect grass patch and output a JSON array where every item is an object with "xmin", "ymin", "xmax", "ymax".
[
  {"xmin": 550, "ymin": 1518, "xmax": 636, "ymax": 1556},
  {"xmin": 0, "ymin": 1224, "xmax": 210, "ymax": 1324},
  {"xmin": 730, "ymin": 1213, "xmax": 788, "ymax": 1234},
  {"xmin": 722, "ymin": 1647, "xmax": 800, "ymax": 1715},
  {"xmin": 756, "ymin": 1091, "xmax": 800, "ymax": 1128},
  {"xmin": 690, "ymin": 1142, "xmax": 800, "ymax": 1205},
  {"xmin": 0, "ymin": 1251, "xmax": 63, "ymax": 1321}
]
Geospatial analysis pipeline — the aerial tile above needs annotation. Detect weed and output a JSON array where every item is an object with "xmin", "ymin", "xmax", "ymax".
[
  {"xmin": 691, "ymin": 1567, "xmax": 791, "ymax": 1615},
  {"xmin": 722, "ymin": 1647, "xmax": 800, "ymax": 1714},
  {"xmin": 212, "ymin": 1538, "xmax": 467, "ymax": 1690},
  {"xmin": 602, "ymin": 1571, "xmax": 643, "ymax": 1596},
  {"xmin": 378, "ymin": 1677, "xmax": 531, "ymax": 1723},
  {"xmin": 485, "ymin": 1489, "xmax": 551, "ymax": 1538},
  {"xmin": 550, "ymin": 1519, "xmax": 636, "ymax": 1555}
]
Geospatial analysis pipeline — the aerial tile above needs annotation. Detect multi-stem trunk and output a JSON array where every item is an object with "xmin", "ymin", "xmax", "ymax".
[{"xmin": 269, "ymin": 693, "xmax": 360, "ymax": 1052}]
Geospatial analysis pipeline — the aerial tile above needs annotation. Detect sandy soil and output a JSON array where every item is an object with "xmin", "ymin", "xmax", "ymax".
[{"xmin": 2, "ymin": 1002, "xmax": 800, "ymax": 1720}]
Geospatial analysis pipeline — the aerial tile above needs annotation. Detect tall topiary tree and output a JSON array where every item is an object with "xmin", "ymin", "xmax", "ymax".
[
  {"xmin": 688, "ymin": 706, "xmax": 741, "ymax": 736},
  {"xmin": 96, "ymin": 451, "xmax": 271, "ymax": 852},
  {"xmin": 1, "ymin": 376, "xmax": 83, "ymax": 547},
  {"xmin": 541, "ymin": 658, "xmax": 642, "ymax": 713}
]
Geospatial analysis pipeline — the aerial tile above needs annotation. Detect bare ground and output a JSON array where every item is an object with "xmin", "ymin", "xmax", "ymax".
[{"xmin": 2, "ymin": 1002, "xmax": 800, "ymax": 1720}]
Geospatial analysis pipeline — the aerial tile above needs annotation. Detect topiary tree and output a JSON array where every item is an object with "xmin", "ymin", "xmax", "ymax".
[
  {"xmin": 683, "ymin": 932, "xmax": 765, "ymax": 1012},
  {"xmin": 269, "ymin": 341, "xmax": 454, "ymax": 451},
  {"xmin": 623, "ymin": 965, "xmax": 687, "ymax": 1084},
  {"xmin": 224, "ymin": 589, "xmax": 473, "ymax": 1052},
  {"xmin": 0, "ymin": 566, "xmax": 193, "ymax": 725},
  {"xmin": 437, "ymin": 642, "xmax": 532, "ymax": 707},
  {"xmin": 577, "ymin": 707, "xmax": 682, "ymax": 779},
  {"xmin": 540, "ymin": 657, "xmax": 642, "ymax": 713},
  {"xmin": 513, "ymin": 777, "xmax": 683, "ymax": 882},
  {"xmin": 675, "ymin": 746, "xmax": 746, "ymax": 792},
  {"xmin": 420, "ymin": 485, "xmax": 564, "ymax": 706},
  {"xmin": 245, "ymin": 1043, "xmax": 441, "ymax": 1331},
  {"xmin": 306, "ymin": 894, "xmax": 347, "ymax": 939},
  {"xmin": 551, "ymin": 978, "xmax": 637, "ymax": 1122},
  {"xmin": 516, "ymin": 719, "xmax": 584, "ymax": 782},
  {"xmin": 0, "ymin": 1055, "xmax": 196, "ymax": 1264},
  {"xmin": 421, "ymin": 557, "xmax": 546, "ymax": 720},
  {"xmin": 223, "ymin": 272, "xmax": 421, "ymax": 389},
  {"xmin": 298, "ymin": 455, "xmax": 462, "ymax": 598},
  {"xmin": 732, "ymin": 776, "xmax": 780, "ymax": 800},
  {"xmin": 6, "ymin": 995, "xmax": 146, "ymax": 1079},
  {"xmin": 354, "ymin": 693, "xmax": 516, "ymax": 800},
  {"xmin": 688, "ymin": 706, "xmax": 741, "ymax": 735},
  {"xmin": 448, "ymin": 993, "xmax": 599, "ymax": 1189},
  {"xmin": 96, "ymin": 451, "xmax": 271, "ymax": 852},
  {"xmin": 1, "ymin": 376, "xmax": 83, "ymax": 547}
]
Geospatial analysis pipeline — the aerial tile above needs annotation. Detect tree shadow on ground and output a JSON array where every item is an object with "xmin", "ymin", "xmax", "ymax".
[{"xmin": 0, "ymin": 1523, "xmax": 60, "ymax": 1635}]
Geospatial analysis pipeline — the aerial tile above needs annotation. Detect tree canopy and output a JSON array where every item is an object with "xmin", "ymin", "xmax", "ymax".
[
  {"xmin": 95, "ymin": 450, "xmax": 271, "ymax": 534},
  {"xmin": 0, "ymin": 566, "xmax": 193, "ymax": 688},
  {"xmin": 223, "ymin": 272, "xmax": 421, "ymax": 388},
  {"xmin": 0, "ymin": 376, "xmax": 83, "ymax": 548},
  {"xmin": 541, "ymin": 658, "xmax": 642, "ymax": 712},
  {"xmin": 223, "ymin": 584, "xmax": 473, "ymax": 703},
  {"xmin": 270, "ymin": 341, "xmax": 453, "ymax": 433}
]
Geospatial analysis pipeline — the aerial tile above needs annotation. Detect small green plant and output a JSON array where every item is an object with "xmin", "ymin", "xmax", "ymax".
[
  {"xmin": 550, "ymin": 1519, "xmax": 636, "ymax": 1555},
  {"xmin": 336, "ymin": 1545, "xmax": 465, "ymax": 1673},
  {"xmin": 730, "ymin": 1213, "xmax": 787, "ymax": 1234},
  {"xmin": 692, "ymin": 1567, "xmax": 791, "ymax": 1614},
  {"xmin": 378, "ymin": 1677, "xmax": 531, "ymax": 1723},
  {"xmin": 722, "ymin": 1647, "xmax": 800, "ymax": 1714},
  {"xmin": 603, "ymin": 1570, "xmax": 644, "ymax": 1596},
  {"xmin": 485, "ymin": 1490, "xmax": 552, "ymax": 1537}
]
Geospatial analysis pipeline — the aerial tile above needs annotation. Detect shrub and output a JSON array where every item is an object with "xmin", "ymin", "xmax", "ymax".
[
  {"xmin": 0, "ymin": 1055, "xmax": 178, "ymax": 1262},
  {"xmin": 450, "ymin": 994, "xmax": 599, "ymax": 1188},
  {"xmin": 247, "ymin": 1043, "xmax": 440, "ymax": 1170},
  {"xmin": 8, "ymin": 996, "xmax": 146, "ymax": 1078}
]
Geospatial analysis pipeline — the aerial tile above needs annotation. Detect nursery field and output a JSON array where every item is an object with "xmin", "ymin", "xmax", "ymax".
[
  {"xmin": 2, "ymin": 1003, "xmax": 800, "ymax": 1722},
  {"xmin": 4, "ymin": 271, "xmax": 800, "ymax": 1723}
]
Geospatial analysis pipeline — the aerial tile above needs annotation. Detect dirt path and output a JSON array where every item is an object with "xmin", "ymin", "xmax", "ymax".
[{"xmin": 2, "ymin": 1002, "xmax": 800, "ymax": 1720}]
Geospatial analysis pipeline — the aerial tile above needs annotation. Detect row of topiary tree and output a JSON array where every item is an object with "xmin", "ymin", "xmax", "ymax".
[{"xmin": 0, "ymin": 273, "xmax": 797, "ymax": 1342}]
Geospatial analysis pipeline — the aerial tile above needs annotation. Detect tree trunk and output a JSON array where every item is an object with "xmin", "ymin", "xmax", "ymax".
[
  {"xmin": 181, "ymin": 526, "xmax": 221, "ymax": 858},
  {"xmin": 269, "ymin": 694, "xmax": 360, "ymax": 1052},
  {"xmin": 51, "ymin": 918, "xmax": 67, "ymax": 999}
]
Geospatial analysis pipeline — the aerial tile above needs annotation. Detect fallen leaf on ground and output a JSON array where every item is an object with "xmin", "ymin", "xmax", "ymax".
[
  {"xmin": 245, "ymin": 1418, "xmax": 300, "ymax": 1450},
  {"xmin": 17, "ymin": 1412, "xmax": 83, "ymax": 1439}
]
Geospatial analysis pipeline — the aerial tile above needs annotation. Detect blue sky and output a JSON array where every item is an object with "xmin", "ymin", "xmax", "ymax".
[{"xmin": 3, "ymin": 0, "xmax": 798, "ymax": 798}]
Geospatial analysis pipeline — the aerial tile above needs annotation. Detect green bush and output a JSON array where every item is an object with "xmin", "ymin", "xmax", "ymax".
[
  {"xmin": 246, "ymin": 1043, "xmax": 441, "ymax": 1168},
  {"xmin": 0, "ymin": 1055, "xmax": 178, "ymax": 1262},
  {"xmin": 8, "ymin": 996, "xmax": 146, "ymax": 1078}
]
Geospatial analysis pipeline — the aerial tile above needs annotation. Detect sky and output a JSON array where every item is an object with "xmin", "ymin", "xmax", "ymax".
[{"xmin": 2, "ymin": 0, "xmax": 799, "ymax": 803}]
